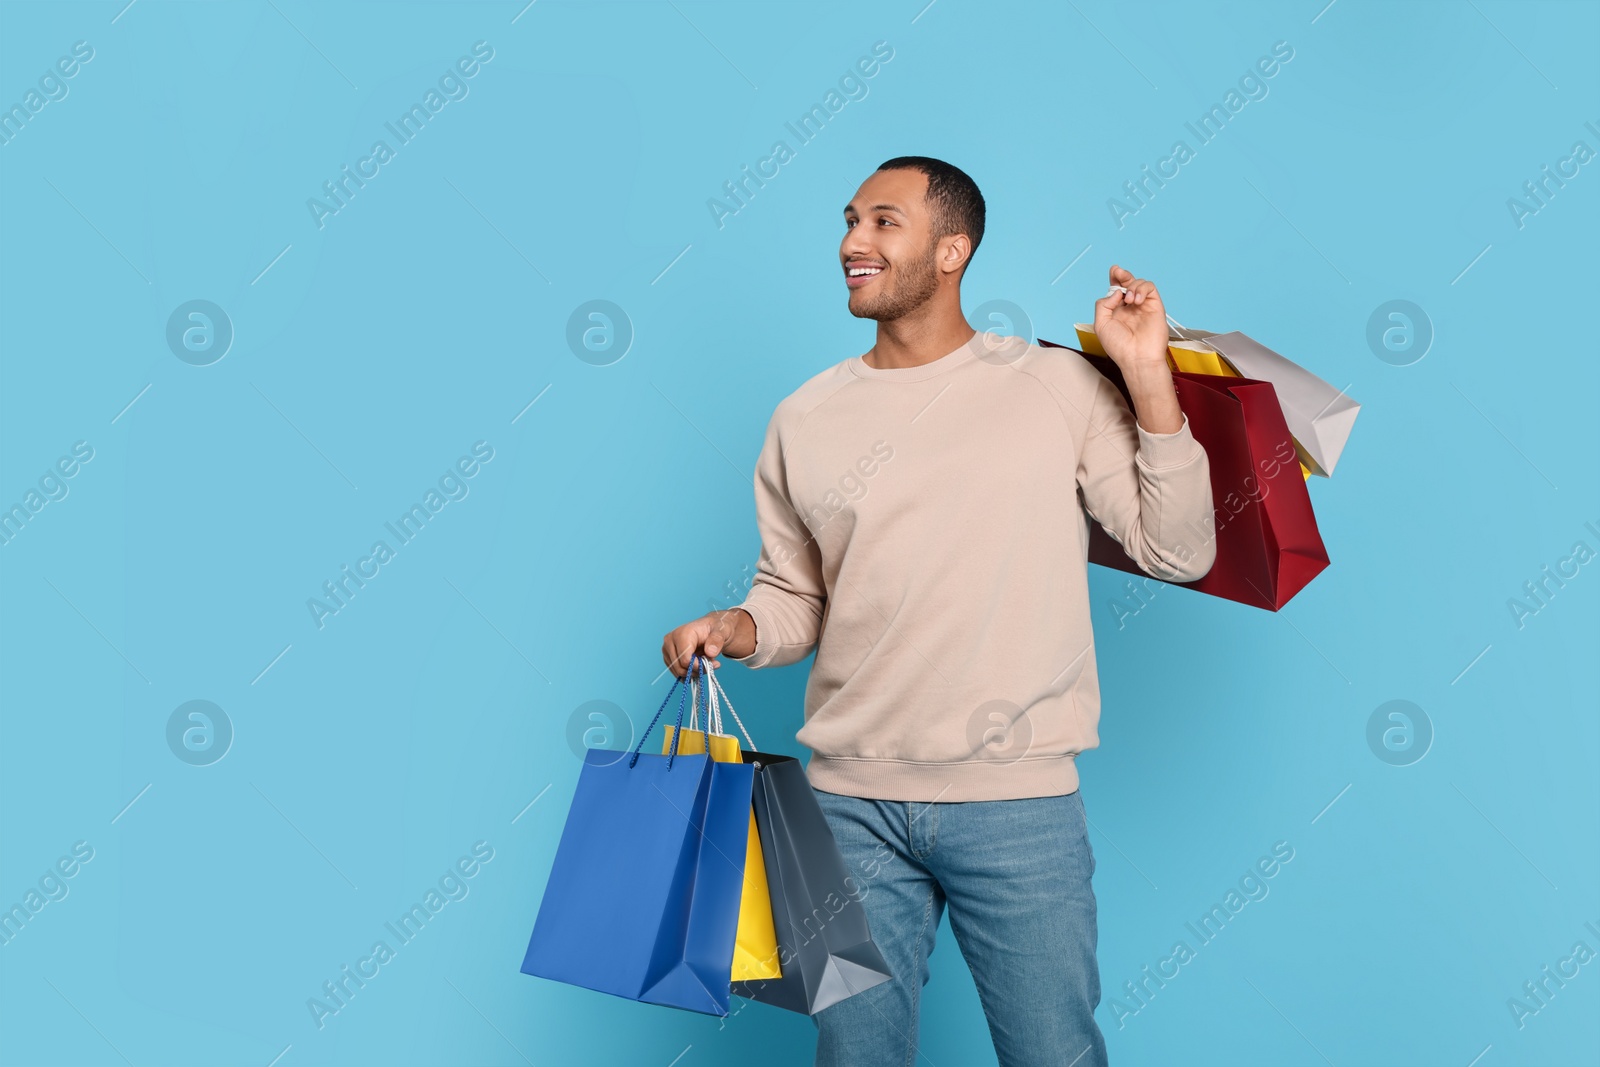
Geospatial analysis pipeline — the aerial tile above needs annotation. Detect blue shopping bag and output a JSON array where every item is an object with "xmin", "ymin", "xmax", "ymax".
[{"xmin": 521, "ymin": 658, "xmax": 755, "ymax": 1015}]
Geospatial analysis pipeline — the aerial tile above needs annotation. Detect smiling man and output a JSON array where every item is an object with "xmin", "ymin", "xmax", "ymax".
[{"xmin": 663, "ymin": 156, "xmax": 1216, "ymax": 1066}]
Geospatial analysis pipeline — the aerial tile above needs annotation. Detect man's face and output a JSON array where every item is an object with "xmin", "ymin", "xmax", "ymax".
[{"xmin": 840, "ymin": 168, "xmax": 946, "ymax": 322}]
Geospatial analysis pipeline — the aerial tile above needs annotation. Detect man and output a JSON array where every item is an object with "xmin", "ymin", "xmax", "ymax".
[{"xmin": 662, "ymin": 156, "xmax": 1216, "ymax": 1066}]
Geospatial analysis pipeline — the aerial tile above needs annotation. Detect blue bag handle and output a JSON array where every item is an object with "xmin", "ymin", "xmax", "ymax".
[{"xmin": 628, "ymin": 654, "xmax": 709, "ymax": 770}]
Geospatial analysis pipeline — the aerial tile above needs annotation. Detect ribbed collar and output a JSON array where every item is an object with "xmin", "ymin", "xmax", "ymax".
[{"xmin": 847, "ymin": 330, "xmax": 1021, "ymax": 382}]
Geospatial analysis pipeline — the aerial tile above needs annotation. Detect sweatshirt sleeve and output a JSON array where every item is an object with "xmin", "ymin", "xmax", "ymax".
[
  {"xmin": 1076, "ymin": 370, "xmax": 1217, "ymax": 582},
  {"xmin": 725, "ymin": 409, "xmax": 827, "ymax": 669}
]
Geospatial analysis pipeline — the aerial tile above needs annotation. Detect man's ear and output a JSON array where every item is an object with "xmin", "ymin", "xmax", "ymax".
[{"xmin": 939, "ymin": 233, "xmax": 972, "ymax": 277}]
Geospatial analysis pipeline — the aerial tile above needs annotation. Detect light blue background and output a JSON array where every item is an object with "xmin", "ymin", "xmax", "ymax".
[{"xmin": 2, "ymin": 1, "xmax": 1596, "ymax": 1064}]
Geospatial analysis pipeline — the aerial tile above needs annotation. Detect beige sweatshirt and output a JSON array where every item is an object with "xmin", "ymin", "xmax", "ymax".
[{"xmin": 727, "ymin": 331, "xmax": 1216, "ymax": 802}]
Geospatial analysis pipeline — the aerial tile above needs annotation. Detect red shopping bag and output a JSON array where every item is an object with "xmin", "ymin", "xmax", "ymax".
[{"xmin": 1040, "ymin": 339, "xmax": 1330, "ymax": 610}]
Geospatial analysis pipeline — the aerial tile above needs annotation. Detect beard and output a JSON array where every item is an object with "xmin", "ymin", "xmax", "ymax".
[{"xmin": 848, "ymin": 236, "xmax": 940, "ymax": 322}]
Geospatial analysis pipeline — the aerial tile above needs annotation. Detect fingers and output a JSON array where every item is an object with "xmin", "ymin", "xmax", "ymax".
[
  {"xmin": 685, "ymin": 649, "xmax": 710, "ymax": 678},
  {"xmin": 704, "ymin": 610, "xmax": 733, "ymax": 659},
  {"xmin": 663, "ymin": 632, "xmax": 698, "ymax": 679},
  {"xmin": 1126, "ymin": 278, "xmax": 1158, "ymax": 306},
  {"xmin": 1096, "ymin": 285, "xmax": 1129, "ymax": 315},
  {"xmin": 1104, "ymin": 267, "xmax": 1160, "ymax": 307},
  {"xmin": 662, "ymin": 620, "xmax": 725, "ymax": 680}
]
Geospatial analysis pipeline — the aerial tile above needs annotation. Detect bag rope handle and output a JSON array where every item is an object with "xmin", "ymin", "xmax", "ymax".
[
  {"xmin": 692, "ymin": 665, "xmax": 713, "ymax": 735},
  {"xmin": 687, "ymin": 652, "xmax": 713, "ymax": 745},
  {"xmin": 627, "ymin": 655, "xmax": 699, "ymax": 770},
  {"xmin": 687, "ymin": 668, "xmax": 702, "ymax": 734},
  {"xmin": 703, "ymin": 661, "xmax": 756, "ymax": 751},
  {"xmin": 683, "ymin": 655, "xmax": 757, "ymax": 752}
]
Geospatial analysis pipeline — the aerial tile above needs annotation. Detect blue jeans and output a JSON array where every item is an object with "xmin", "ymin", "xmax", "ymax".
[{"xmin": 811, "ymin": 788, "xmax": 1108, "ymax": 1067}]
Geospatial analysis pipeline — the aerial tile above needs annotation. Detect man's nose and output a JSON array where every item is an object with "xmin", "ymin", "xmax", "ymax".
[{"xmin": 841, "ymin": 235, "xmax": 875, "ymax": 259}]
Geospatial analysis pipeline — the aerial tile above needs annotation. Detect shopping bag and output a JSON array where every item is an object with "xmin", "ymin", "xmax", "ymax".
[
  {"xmin": 1074, "ymin": 322, "xmax": 1360, "ymax": 478},
  {"xmin": 730, "ymin": 754, "xmax": 895, "ymax": 1015},
  {"xmin": 1073, "ymin": 322, "xmax": 1311, "ymax": 480},
  {"xmin": 663, "ymin": 668, "xmax": 782, "ymax": 982},
  {"xmin": 1073, "ymin": 322, "xmax": 1231, "ymax": 375},
  {"xmin": 520, "ymin": 663, "xmax": 755, "ymax": 1015},
  {"xmin": 1041, "ymin": 338, "xmax": 1330, "ymax": 610}
]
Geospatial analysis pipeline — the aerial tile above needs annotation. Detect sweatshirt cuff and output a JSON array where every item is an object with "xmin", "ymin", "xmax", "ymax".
[
  {"xmin": 724, "ymin": 600, "xmax": 774, "ymax": 669},
  {"xmin": 1135, "ymin": 412, "xmax": 1202, "ymax": 470}
]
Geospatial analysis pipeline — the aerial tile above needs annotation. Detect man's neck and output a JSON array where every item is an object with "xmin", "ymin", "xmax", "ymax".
[{"xmin": 864, "ymin": 306, "xmax": 977, "ymax": 370}]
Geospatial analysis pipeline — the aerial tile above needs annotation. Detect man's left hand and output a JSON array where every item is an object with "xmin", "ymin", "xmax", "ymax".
[{"xmin": 1093, "ymin": 265, "xmax": 1170, "ymax": 374}]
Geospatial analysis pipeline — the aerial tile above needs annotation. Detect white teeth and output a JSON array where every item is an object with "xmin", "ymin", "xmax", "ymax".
[{"xmin": 848, "ymin": 267, "xmax": 882, "ymax": 277}]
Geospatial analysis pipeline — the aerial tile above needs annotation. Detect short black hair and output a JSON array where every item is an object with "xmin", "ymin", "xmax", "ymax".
[{"xmin": 875, "ymin": 156, "xmax": 985, "ymax": 273}]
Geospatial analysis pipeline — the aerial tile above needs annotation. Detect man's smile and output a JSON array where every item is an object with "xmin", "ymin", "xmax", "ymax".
[{"xmin": 845, "ymin": 261, "xmax": 885, "ymax": 288}]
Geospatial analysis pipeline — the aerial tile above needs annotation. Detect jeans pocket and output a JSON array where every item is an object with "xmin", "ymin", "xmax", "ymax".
[{"xmin": 1070, "ymin": 790, "xmax": 1096, "ymax": 873}]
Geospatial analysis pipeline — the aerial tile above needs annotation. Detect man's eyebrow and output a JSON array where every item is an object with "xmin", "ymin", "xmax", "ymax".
[{"xmin": 843, "ymin": 202, "xmax": 906, "ymax": 216}]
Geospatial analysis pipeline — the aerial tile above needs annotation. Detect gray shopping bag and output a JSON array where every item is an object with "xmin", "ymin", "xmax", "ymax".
[
  {"xmin": 729, "ymin": 753, "xmax": 893, "ymax": 1015},
  {"xmin": 1168, "ymin": 328, "xmax": 1361, "ymax": 478}
]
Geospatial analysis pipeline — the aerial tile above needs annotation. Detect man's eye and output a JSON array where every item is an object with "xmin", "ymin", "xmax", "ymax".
[{"xmin": 879, "ymin": 218, "xmax": 893, "ymax": 225}]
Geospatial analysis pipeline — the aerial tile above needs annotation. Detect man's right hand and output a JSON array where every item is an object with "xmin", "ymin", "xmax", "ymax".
[{"xmin": 662, "ymin": 609, "xmax": 757, "ymax": 679}]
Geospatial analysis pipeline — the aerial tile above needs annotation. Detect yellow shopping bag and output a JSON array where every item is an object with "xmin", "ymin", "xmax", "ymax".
[
  {"xmin": 663, "ymin": 668, "xmax": 781, "ymax": 982},
  {"xmin": 1074, "ymin": 324, "xmax": 1313, "ymax": 481}
]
